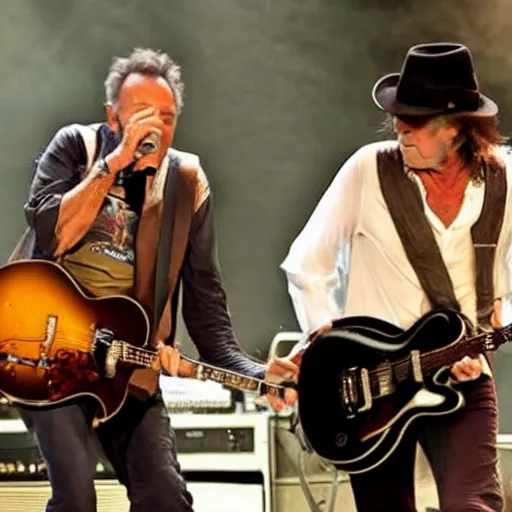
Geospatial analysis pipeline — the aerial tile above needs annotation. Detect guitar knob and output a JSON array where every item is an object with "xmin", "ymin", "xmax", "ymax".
[{"xmin": 3, "ymin": 362, "xmax": 13, "ymax": 373}]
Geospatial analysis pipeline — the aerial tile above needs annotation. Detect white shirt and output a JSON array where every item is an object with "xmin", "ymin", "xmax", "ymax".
[{"xmin": 281, "ymin": 141, "xmax": 512, "ymax": 335}]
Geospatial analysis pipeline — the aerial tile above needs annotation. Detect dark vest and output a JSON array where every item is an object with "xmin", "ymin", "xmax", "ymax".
[{"xmin": 376, "ymin": 147, "xmax": 507, "ymax": 331}]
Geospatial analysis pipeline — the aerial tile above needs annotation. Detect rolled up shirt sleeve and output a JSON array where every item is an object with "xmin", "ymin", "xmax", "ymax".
[
  {"xmin": 281, "ymin": 148, "xmax": 364, "ymax": 334},
  {"xmin": 24, "ymin": 125, "xmax": 85, "ymax": 254}
]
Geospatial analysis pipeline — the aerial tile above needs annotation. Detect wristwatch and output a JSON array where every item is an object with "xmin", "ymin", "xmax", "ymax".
[{"xmin": 97, "ymin": 157, "xmax": 111, "ymax": 177}]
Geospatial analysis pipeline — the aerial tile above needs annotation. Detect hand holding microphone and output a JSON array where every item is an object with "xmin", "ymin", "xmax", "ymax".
[
  {"xmin": 105, "ymin": 107, "xmax": 163, "ymax": 174},
  {"xmin": 134, "ymin": 131, "xmax": 160, "ymax": 160}
]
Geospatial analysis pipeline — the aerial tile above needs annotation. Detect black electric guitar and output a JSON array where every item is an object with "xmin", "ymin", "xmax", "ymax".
[{"xmin": 297, "ymin": 309, "xmax": 511, "ymax": 474}]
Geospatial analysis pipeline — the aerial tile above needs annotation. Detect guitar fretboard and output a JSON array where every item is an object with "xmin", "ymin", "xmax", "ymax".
[
  {"xmin": 367, "ymin": 323, "xmax": 512, "ymax": 395},
  {"xmin": 117, "ymin": 342, "xmax": 286, "ymax": 396}
]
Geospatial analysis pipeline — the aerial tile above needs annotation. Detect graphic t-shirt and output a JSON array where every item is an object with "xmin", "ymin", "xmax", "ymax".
[{"xmin": 61, "ymin": 193, "xmax": 139, "ymax": 297}]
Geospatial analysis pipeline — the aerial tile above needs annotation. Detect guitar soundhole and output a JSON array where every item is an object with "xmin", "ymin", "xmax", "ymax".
[{"xmin": 335, "ymin": 433, "xmax": 348, "ymax": 447}]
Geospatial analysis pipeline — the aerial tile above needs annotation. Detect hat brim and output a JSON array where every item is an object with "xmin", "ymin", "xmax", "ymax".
[{"xmin": 372, "ymin": 73, "xmax": 498, "ymax": 117}]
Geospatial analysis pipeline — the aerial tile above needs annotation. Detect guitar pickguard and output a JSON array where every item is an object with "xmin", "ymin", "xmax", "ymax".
[{"xmin": 360, "ymin": 387, "xmax": 445, "ymax": 441}]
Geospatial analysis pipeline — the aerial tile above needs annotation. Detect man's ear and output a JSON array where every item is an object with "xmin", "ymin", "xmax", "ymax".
[
  {"xmin": 105, "ymin": 104, "xmax": 120, "ymax": 133},
  {"xmin": 443, "ymin": 118, "xmax": 461, "ymax": 142}
]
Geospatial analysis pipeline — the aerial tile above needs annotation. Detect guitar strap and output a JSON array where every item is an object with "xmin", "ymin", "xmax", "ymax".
[
  {"xmin": 154, "ymin": 155, "xmax": 180, "ymax": 327},
  {"xmin": 153, "ymin": 158, "xmax": 197, "ymax": 344},
  {"xmin": 470, "ymin": 159, "xmax": 507, "ymax": 329},
  {"xmin": 377, "ymin": 147, "xmax": 507, "ymax": 331}
]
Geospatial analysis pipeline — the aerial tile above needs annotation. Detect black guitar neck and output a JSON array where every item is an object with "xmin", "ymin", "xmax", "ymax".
[{"xmin": 395, "ymin": 320, "xmax": 512, "ymax": 382}]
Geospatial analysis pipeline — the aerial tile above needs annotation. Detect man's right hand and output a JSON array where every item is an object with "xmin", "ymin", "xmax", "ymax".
[
  {"xmin": 265, "ymin": 351, "xmax": 301, "ymax": 412},
  {"xmin": 106, "ymin": 107, "xmax": 165, "ymax": 173},
  {"xmin": 310, "ymin": 320, "xmax": 333, "ymax": 342},
  {"xmin": 266, "ymin": 320, "xmax": 334, "ymax": 412}
]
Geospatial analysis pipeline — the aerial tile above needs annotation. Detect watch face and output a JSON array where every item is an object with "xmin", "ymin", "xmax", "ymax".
[{"xmin": 98, "ymin": 158, "xmax": 110, "ymax": 174}]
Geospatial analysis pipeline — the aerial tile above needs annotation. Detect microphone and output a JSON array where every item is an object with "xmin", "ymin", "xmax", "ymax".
[
  {"xmin": 134, "ymin": 131, "xmax": 160, "ymax": 160},
  {"xmin": 115, "ymin": 164, "xmax": 157, "ymax": 187},
  {"xmin": 113, "ymin": 132, "xmax": 160, "ymax": 186}
]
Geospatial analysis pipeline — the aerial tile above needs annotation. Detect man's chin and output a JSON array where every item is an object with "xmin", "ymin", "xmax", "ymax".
[{"xmin": 400, "ymin": 146, "xmax": 440, "ymax": 171}]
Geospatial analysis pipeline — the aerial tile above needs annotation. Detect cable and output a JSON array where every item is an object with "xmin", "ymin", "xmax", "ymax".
[{"xmin": 282, "ymin": 412, "xmax": 342, "ymax": 512}]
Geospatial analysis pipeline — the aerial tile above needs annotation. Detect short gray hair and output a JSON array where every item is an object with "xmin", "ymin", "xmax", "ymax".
[{"xmin": 104, "ymin": 47, "xmax": 184, "ymax": 115}]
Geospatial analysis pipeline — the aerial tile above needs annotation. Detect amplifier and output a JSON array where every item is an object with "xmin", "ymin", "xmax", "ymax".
[
  {"xmin": 175, "ymin": 425, "xmax": 254, "ymax": 453},
  {"xmin": 0, "ymin": 480, "xmax": 265, "ymax": 512},
  {"xmin": 0, "ymin": 412, "xmax": 272, "ymax": 512}
]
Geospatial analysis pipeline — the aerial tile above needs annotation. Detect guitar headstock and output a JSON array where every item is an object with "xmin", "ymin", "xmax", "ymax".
[{"xmin": 490, "ymin": 322, "xmax": 512, "ymax": 351}]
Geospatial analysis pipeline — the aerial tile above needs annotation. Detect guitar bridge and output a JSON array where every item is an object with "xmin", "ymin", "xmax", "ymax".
[
  {"xmin": 40, "ymin": 315, "xmax": 58, "ymax": 360},
  {"xmin": 340, "ymin": 367, "xmax": 373, "ymax": 418},
  {"xmin": 358, "ymin": 368, "xmax": 372, "ymax": 412},
  {"xmin": 410, "ymin": 350, "xmax": 424, "ymax": 383}
]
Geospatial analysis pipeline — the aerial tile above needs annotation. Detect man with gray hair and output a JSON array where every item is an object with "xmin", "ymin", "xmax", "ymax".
[{"xmin": 20, "ymin": 47, "xmax": 297, "ymax": 511}]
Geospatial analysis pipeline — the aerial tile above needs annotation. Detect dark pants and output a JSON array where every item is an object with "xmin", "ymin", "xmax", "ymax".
[
  {"xmin": 28, "ymin": 392, "xmax": 194, "ymax": 512},
  {"xmin": 350, "ymin": 376, "xmax": 503, "ymax": 512}
]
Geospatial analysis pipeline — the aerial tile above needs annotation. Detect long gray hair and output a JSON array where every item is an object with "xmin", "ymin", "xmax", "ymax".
[{"xmin": 379, "ymin": 114, "xmax": 509, "ymax": 181}]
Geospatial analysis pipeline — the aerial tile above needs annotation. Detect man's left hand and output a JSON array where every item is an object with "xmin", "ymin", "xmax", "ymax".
[{"xmin": 152, "ymin": 342, "xmax": 181, "ymax": 375}]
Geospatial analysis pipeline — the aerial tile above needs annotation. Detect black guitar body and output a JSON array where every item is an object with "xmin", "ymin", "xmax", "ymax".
[{"xmin": 297, "ymin": 309, "xmax": 469, "ymax": 474}]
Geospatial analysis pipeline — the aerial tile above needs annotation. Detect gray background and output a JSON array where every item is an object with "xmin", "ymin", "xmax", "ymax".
[{"xmin": 2, "ymin": 0, "xmax": 512, "ymax": 427}]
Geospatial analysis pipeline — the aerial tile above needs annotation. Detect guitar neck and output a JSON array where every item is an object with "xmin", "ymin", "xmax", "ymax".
[
  {"xmin": 117, "ymin": 342, "xmax": 282, "ymax": 395},
  {"xmin": 363, "ymin": 321, "xmax": 512, "ymax": 395},
  {"xmin": 420, "ymin": 323, "xmax": 512, "ymax": 378}
]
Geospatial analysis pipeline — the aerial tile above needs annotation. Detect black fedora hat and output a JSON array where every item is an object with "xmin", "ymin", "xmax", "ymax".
[{"xmin": 372, "ymin": 43, "xmax": 497, "ymax": 117}]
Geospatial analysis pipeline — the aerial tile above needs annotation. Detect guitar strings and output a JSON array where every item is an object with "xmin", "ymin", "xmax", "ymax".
[
  {"xmin": 0, "ymin": 334, "xmax": 461, "ymax": 387},
  {"xmin": 0, "ymin": 332, "xmax": 482, "ymax": 378}
]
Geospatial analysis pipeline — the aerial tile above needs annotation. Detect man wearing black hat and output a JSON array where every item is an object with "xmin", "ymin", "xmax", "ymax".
[{"xmin": 280, "ymin": 43, "xmax": 511, "ymax": 511}]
